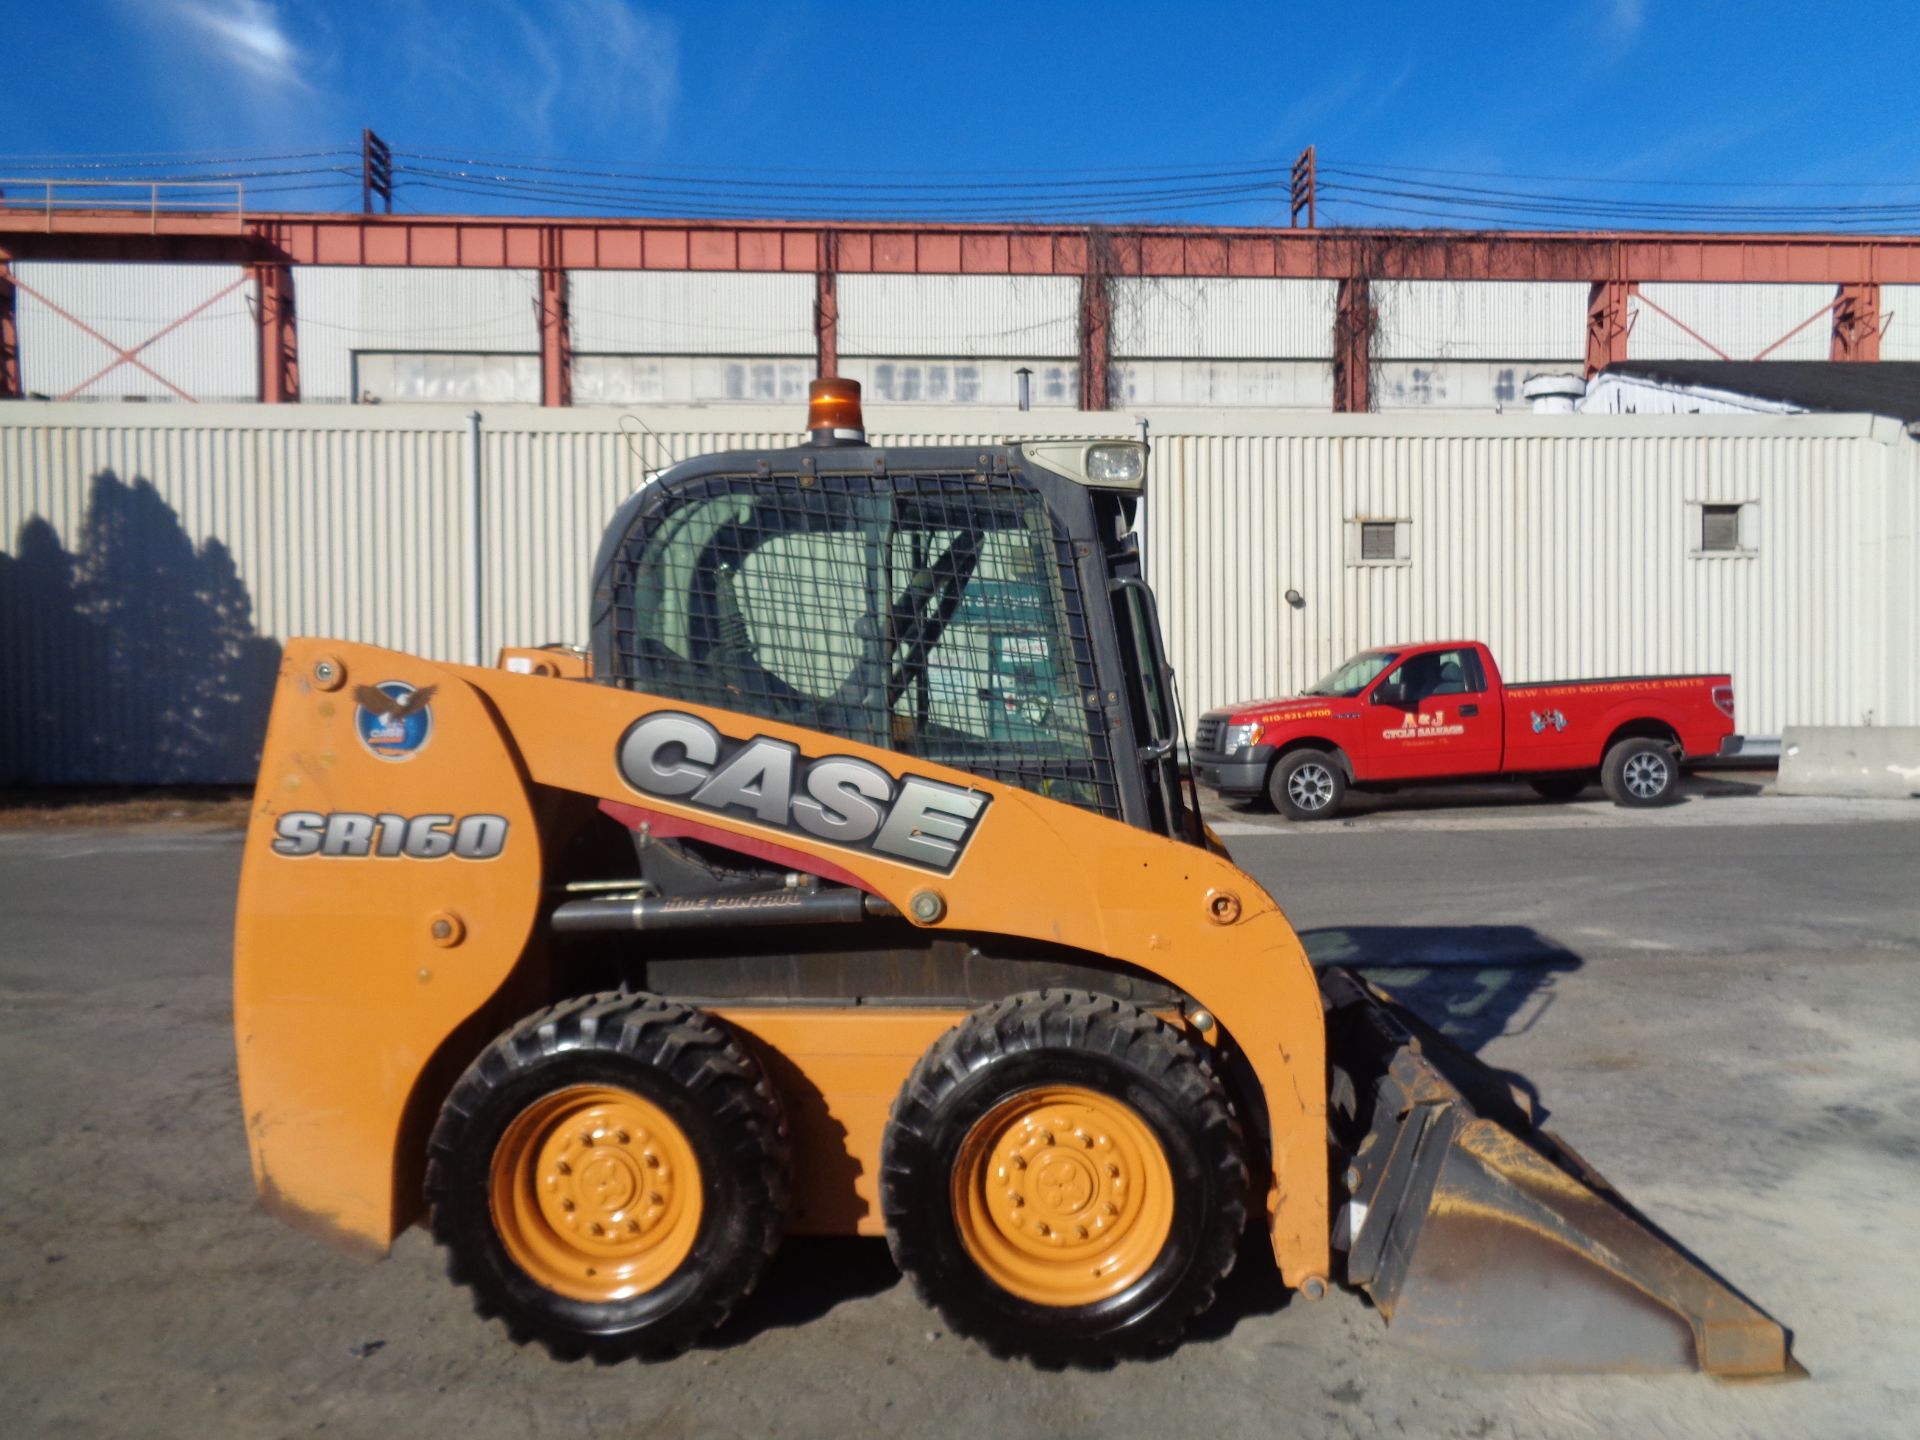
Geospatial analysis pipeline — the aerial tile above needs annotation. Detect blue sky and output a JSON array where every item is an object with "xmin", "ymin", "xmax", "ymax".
[{"xmin": 6, "ymin": 1, "xmax": 1919, "ymax": 228}]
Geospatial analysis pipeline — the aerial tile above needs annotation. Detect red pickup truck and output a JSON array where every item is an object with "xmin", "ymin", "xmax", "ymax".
[{"xmin": 1191, "ymin": 640, "xmax": 1736, "ymax": 820}]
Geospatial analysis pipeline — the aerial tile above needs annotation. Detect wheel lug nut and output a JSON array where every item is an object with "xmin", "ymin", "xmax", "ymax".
[
  {"xmin": 1035, "ymin": 1221, "xmax": 1050, "ymax": 1237},
  {"xmin": 1007, "ymin": 1154, "xmax": 1026, "ymax": 1171},
  {"xmin": 555, "ymin": 1159, "xmax": 572, "ymax": 1176},
  {"xmin": 614, "ymin": 1131, "xmax": 630, "ymax": 1146},
  {"xmin": 647, "ymin": 1191, "xmax": 664, "ymax": 1207},
  {"xmin": 1073, "ymin": 1224, "xmax": 1089, "ymax": 1240},
  {"xmin": 1102, "ymin": 1201, "xmax": 1118, "ymax": 1216},
  {"xmin": 588, "ymin": 1221, "xmax": 604, "ymax": 1236},
  {"xmin": 1007, "ymin": 1193, "xmax": 1023, "ymax": 1208},
  {"xmin": 561, "ymin": 1198, "xmax": 575, "ymax": 1211}
]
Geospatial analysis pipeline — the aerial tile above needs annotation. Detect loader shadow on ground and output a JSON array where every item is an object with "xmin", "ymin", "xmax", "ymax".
[
  {"xmin": 701, "ymin": 1236, "xmax": 903, "ymax": 1347},
  {"xmin": 1299, "ymin": 925, "xmax": 1583, "ymax": 1057}
]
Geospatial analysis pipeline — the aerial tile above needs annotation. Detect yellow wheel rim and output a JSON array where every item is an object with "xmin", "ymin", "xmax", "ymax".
[
  {"xmin": 488, "ymin": 1085, "xmax": 702, "ymax": 1303},
  {"xmin": 951, "ymin": 1085, "xmax": 1174, "ymax": 1307}
]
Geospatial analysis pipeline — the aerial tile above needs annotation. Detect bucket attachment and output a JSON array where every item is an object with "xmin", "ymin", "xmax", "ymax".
[{"xmin": 1320, "ymin": 968, "xmax": 1792, "ymax": 1377}]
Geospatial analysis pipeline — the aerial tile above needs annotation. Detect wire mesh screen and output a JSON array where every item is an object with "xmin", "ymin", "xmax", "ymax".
[{"xmin": 602, "ymin": 469, "xmax": 1121, "ymax": 819}]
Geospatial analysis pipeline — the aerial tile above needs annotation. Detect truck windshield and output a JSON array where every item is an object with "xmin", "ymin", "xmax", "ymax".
[{"xmin": 1305, "ymin": 650, "xmax": 1399, "ymax": 698}]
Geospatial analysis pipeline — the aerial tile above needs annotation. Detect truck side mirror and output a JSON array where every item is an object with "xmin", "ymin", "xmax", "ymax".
[{"xmin": 1373, "ymin": 681, "xmax": 1408, "ymax": 707}]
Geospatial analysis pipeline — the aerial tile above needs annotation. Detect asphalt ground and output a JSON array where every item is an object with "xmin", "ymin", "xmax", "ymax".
[{"xmin": 2, "ymin": 782, "xmax": 1918, "ymax": 1439}]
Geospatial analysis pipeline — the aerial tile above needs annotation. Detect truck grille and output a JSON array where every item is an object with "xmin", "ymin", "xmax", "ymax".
[{"xmin": 1194, "ymin": 715, "xmax": 1226, "ymax": 754}]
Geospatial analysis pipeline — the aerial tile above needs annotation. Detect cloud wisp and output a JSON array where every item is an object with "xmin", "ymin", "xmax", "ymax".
[{"xmin": 162, "ymin": 0, "xmax": 306, "ymax": 87}]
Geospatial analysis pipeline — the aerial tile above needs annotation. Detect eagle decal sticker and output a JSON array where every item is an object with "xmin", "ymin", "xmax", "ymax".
[{"xmin": 354, "ymin": 680, "xmax": 437, "ymax": 762}]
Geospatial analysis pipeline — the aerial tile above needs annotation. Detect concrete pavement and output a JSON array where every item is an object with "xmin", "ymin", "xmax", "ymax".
[{"xmin": 1, "ymin": 796, "xmax": 1917, "ymax": 1439}]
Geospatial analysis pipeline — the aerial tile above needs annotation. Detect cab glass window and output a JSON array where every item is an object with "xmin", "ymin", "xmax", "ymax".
[{"xmin": 603, "ymin": 472, "xmax": 1121, "ymax": 818}]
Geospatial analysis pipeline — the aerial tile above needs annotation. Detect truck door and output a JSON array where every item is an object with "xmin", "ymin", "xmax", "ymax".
[{"xmin": 1363, "ymin": 646, "xmax": 1503, "ymax": 780}]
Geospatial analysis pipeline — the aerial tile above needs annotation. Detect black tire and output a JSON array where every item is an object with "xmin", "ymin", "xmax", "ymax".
[
  {"xmin": 881, "ymin": 990, "xmax": 1248, "ymax": 1366},
  {"xmin": 425, "ymin": 991, "xmax": 789, "ymax": 1361},
  {"xmin": 1268, "ymin": 747, "xmax": 1346, "ymax": 820},
  {"xmin": 1528, "ymin": 773, "xmax": 1591, "ymax": 801},
  {"xmin": 1601, "ymin": 736, "xmax": 1681, "ymax": 807}
]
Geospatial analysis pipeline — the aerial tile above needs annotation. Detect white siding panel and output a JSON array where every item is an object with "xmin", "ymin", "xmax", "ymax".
[
  {"xmin": 1878, "ymin": 285, "xmax": 1920, "ymax": 361},
  {"xmin": 839, "ymin": 357, "xmax": 1079, "ymax": 407},
  {"xmin": 838, "ymin": 275, "xmax": 1078, "ymax": 358},
  {"xmin": 1110, "ymin": 278, "xmax": 1335, "ymax": 358},
  {"xmin": 1113, "ymin": 359, "xmax": 1331, "ymax": 409},
  {"xmin": 569, "ymin": 271, "xmax": 815, "ymax": 356},
  {"xmin": 1373, "ymin": 360, "xmax": 1553, "ymax": 412},
  {"xmin": 1632, "ymin": 283, "xmax": 1835, "ymax": 362},
  {"xmin": 1372, "ymin": 281, "xmax": 1586, "ymax": 361},
  {"xmin": 14, "ymin": 262, "xmax": 258, "ymax": 402},
  {"xmin": 1, "ymin": 403, "xmax": 1910, "ymax": 782},
  {"xmin": 294, "ymin": 268, "xmax": 540, "ymax": 401}
]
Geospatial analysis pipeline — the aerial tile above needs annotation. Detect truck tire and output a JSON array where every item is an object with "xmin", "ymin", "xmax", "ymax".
[
  {"xmin": 425, "ymin": 992, "xmax": 790, "ymax": 1361},
  {"xmin": 1601, "ymin": 737, "xmax": 1680, "ymax": 807},
  {"xmin": 1528, "ymin": 773, "xmax": 1591, "ymax": 801},
  {"xmin": 1268, "ymin": 748, "xmax": 1346, "ymax": 820},
  {"xmin": 881, "ymin": 990, "xmax": 1248, "ymax": 1367}
]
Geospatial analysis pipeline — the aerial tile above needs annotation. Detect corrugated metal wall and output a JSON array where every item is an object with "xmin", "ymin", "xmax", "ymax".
[
  {"xmin": 1110, "ymin": 278, "xmax": 1335, "ymax": 358},
  {"xmin": 1631, "ymin": 283, "xmax": 1835, "ymax": 362},
  {"xmin": 2, "ymin": 403, "xmax": 1911, "ymax": 782},
  {"xmin": 838, "ymin": 275, "xmax": 1080, "ymax": 357},
  {"xmin": 1373, "ymin": 281, "xmax": 1586, "ymax": 360},
  {"xmin": 1880, "ymin": 285, "xmax": 1920, "ymax": 361},
  {"xmin": 13, "ymin": 262, "xmax": 260, "ymax": 402},
  {"xmin": 294, "ymin": 267, "xmax": 541, "ymax": 401},
  {"xmin": 569, "ymin": 272, "xmax": 815, "ymax": 355}
]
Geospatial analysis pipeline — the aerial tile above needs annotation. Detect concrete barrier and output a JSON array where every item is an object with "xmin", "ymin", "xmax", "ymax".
[{"xmin": 1778, "ymin": 727, "xmax": 1920, "ymax": 799}]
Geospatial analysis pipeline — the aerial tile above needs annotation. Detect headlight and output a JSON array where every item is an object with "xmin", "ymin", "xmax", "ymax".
[
  {"xmin": 1086, "ymin": 443, "xmax": 1145, "ymax": 487},
  {"xmin": 1223, "ymin": 722, "xmax": 1263, "ymax": 753},
  {"xmin": 1017, "ymin": 440, "xmax": 1149, "ymax": 491}
]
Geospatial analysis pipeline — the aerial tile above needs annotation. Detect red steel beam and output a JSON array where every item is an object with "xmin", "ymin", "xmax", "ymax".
[
  {"xmin": 538, "ymin": 228, "xmax": 570, "ymax": 407},
  {"xmin": 251, "ymin": 261, "xmax": 298, "ymax": 403},
  {"xmin": 814, "ymin": 231, "xmax": 838, "ymax": 379},
  {"xmin": 1332, "ymin": 277, "xmax": 1373, "ymax": 413},
  {"xmin": 1585, "ymin": 279, "xmax": 1635, "ymax": 376},
  {"xmin": 0, "ymin": 260, "xmax": 18, "ymax": 399},
  {"xmin": 9, "ymin": 212, "xmax": 1920, "ymax": 283},
  {"xmin": 1831, "ymin": 282, "xmax": 1882, "ymax": 362}
]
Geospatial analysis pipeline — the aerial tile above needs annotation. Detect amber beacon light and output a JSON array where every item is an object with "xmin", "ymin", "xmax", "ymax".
[{"xmin": 806, "ymin": 377, "xmax": 867, "ymax": 445}]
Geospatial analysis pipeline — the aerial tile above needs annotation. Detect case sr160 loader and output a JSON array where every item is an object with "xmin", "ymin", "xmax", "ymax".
[{"xmin": 234, "ymin": 381, "xmax": 1790, "ymax": 1375}]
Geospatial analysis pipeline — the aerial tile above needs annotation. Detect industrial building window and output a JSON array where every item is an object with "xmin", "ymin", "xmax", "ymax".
[
  {"xmin": 1691, "ymin": 501, "xmax": 1757, "ymax": 557},
  {"xmin": 1349, "ymin": 517, "xmax": 1410, "ymax": 566},
  {"xmin": 1701, "ymin": 504, "xmax": 1741, "ymax": 552}
]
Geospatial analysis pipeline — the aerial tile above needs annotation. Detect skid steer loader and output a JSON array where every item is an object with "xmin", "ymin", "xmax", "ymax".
[{"xmin": 234, "ymin": 380, "xmax": 1790, "ymax": 1375}]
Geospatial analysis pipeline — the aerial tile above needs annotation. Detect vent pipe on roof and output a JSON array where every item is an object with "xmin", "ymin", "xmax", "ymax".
[{"xmin": 1523, "ymin": 373, "xmax": 1587, "ymax": 415}]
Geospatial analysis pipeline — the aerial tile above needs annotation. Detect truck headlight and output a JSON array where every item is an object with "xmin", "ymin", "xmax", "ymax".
[{"xmin": 1223, "ymin": 722, "xmax": 1263, "ymax": 753}]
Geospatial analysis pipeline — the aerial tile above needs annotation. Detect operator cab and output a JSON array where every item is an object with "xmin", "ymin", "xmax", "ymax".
[{"xmin": 589, "ymin": 380, "xmax": 1201, "ymax": 844}]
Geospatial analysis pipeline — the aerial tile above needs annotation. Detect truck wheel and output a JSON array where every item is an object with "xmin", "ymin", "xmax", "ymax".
[
  {"xmin": 1269, "ymin": 749, "xmax": 1346, "ymax": 820},
  {"xmin": 881, "ymin": 990, "xmax": 1248, "ymax": 1366},
  {"xmin": 1529, "ymin": 773, "xmax": 1591, "ymax": 802},
  {"xmin": 426, "ymin": 992, "xmax": 789, "ymax": 1361},
  {"xmin": 1601, "ymin": 737, "xmax": 1680, "ymax": 807}
]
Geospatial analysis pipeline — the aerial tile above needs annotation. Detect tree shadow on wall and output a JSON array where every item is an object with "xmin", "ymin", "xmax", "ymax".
[{"xmin": 0, "ymin": 471, "xmax": 281, "ymax": 785}]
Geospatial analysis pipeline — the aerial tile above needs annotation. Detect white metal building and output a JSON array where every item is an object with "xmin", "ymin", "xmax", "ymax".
[
  {"xmin": 18, "ymin": 262, "xmax": 1920, "ymax": 413},
  {"xmin": 3, "ymin": 400, "xmax": 1914, "ymax": 784}
]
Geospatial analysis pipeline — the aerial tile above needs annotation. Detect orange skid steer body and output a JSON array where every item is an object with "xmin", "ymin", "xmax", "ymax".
[{"xmin": 233, "ymin": 392, "xmax": 1790, "ymax": 1375}]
